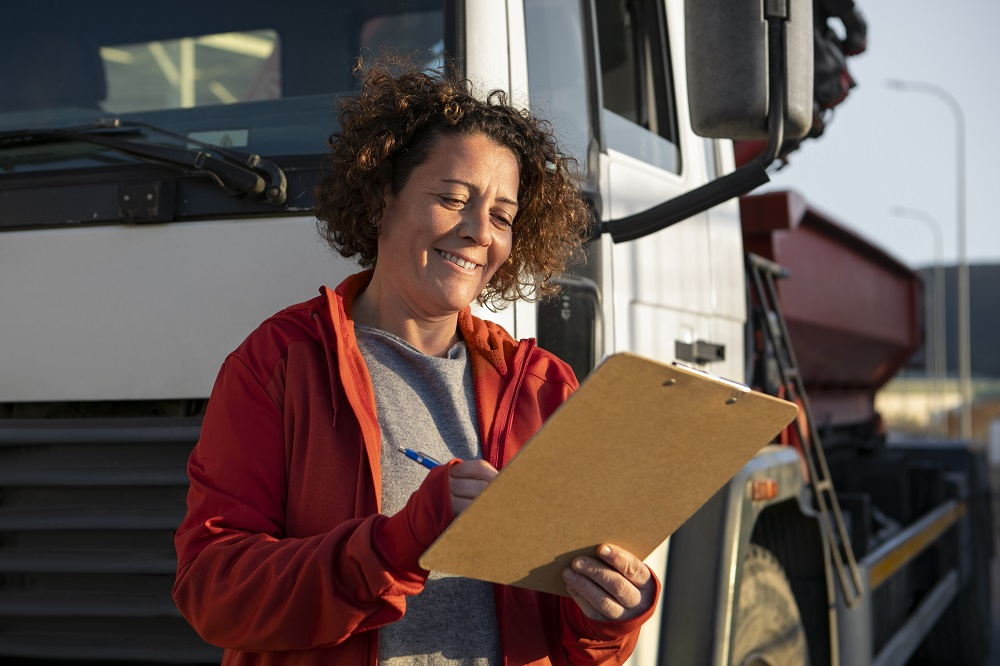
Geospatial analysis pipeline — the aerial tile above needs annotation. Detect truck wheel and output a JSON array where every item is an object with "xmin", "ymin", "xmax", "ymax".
[{"xmin": 731, "ymin": 544, "xmax": 810, "ymax": 666}]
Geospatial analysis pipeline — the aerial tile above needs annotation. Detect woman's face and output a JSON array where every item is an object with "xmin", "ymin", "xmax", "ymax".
[{"xmin": 373, "ymin": 132, "xmax": 519, "ymax": 318}]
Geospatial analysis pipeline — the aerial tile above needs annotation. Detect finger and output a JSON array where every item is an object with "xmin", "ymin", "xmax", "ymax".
[
  {"xmin": 562, "ymin": 564, "xmax": 629, "ymax": 621},
  {"xmin": 449, "ymin": 459, "xmax": 499, "ymax": 481},
  {"xmin": 561, "ymin": 569, "xmax": 605, "ymax": 620},
  {"xmin": 571, "ymin": 555, "xmax": 642, "ymax": 610},
  {"xmin": 448, "ymin": 464, "xmax": 496, "ymax": 516},
  {"xmin": 597, "ymin": 544, "xmax": 652, "ymax": 588},
  {"xmin": 448, "ymin": 475, "xmax": 491, "ymax": 500},
  {"xmin": 451, "ymin": 495, "xmax": 475, "ymax": 515}
]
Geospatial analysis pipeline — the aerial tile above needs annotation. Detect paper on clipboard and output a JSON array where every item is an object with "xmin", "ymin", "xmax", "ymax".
[{"xmin": 418, "ymin": 352, "xmax": 799, "ymax": 596}]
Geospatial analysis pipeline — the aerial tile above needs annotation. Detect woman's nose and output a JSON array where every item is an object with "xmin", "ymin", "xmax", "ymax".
[{"xmin": 459, "ymin": 206, "xmax": 492, "ymax": 245}]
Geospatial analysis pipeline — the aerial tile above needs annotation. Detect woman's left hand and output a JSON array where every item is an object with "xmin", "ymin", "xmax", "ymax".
[{"xmin": 562, "ymin": 544, "xmax": 656, "ymax": 622}]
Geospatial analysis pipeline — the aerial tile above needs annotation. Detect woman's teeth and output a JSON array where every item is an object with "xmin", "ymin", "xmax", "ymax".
[{"xmin": 439, "ymin": 250, "xmax": 478, "ymax": 270}]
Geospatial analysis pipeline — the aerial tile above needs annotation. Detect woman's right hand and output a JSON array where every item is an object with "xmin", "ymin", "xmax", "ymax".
[{"xmin": 448, "ymin": 459, "xmax": 498, "ymax": 515}]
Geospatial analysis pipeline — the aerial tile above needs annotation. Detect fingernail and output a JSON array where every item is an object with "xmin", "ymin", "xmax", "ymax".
[
  {"xmin": 600, "ymin": 545, "xmax": 612, "ymax": 557},
  {"xmin": 573, "ymin": 558, "xmax": 586, "ymax": 571},
  {"xmin": 562, "ymin": 568, "xmax": 576, "ymax": 581}
]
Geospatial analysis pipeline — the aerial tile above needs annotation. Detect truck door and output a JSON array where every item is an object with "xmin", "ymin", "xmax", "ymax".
[{"xmin": 523, "ymin": 0, "xmax": 746, "ymax": 381}]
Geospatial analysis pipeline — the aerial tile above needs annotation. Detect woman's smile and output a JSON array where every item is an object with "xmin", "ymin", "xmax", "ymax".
[{"xmin": 436, "ymin": 249, "xmax": 482, "ymax": 271}]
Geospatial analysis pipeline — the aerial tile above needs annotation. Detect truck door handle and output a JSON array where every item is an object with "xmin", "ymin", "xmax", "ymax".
[{"xmin": 675, "ymin": 339, "xmax": 725, "ymax": 365}]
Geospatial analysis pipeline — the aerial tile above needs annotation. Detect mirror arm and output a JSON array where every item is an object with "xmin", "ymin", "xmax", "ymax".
[{"xmin": 603, "ymin": 14, "xmax": 788, "ymax": 244}]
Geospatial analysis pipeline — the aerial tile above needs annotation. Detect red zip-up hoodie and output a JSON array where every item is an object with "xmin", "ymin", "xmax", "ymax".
[{"xmin": 173, "ymin": 270, "xmax": 655, "ymax": 665}]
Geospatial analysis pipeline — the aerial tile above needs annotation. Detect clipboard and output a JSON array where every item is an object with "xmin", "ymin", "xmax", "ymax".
[{"xmin": 418, "ymin": 352, "xmax": 799, "ymax": 596}]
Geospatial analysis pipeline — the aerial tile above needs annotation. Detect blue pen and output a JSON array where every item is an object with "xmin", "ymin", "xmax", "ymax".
[{"xmin": 397, "ymin": 446, "xmax": 442, "ymax": 470}]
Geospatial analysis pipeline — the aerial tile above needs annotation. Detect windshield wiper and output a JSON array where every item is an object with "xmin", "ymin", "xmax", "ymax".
[{"xmin": 0, "ymin": 119, "xmax": 287, "ymax": 205}]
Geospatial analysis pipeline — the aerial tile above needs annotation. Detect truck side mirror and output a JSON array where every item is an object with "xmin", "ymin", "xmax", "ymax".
[
  {"xmin": 604, "ymin": 0, "xmax": 814, "ymax": 243},
  {"xmin": 685, "ymin": 0, "xmax": 813, "ymax": 141}
]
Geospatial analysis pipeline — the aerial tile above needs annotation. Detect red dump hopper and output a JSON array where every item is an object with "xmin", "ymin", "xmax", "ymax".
[{"xmin": 741, "ymin": 191, "xmax": 921, "ymax": 427}]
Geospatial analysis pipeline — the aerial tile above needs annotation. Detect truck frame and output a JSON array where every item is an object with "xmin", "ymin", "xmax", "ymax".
[{"xmin": 0, "ymin": 1, "xmax": 991, "ymax": 664}]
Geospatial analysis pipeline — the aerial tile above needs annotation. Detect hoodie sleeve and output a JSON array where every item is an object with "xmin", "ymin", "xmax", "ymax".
[
  {"xmin": 558, "ymin": 573, "xmax": 661, "ymax": 665},
  {"xmin": 172, "ymin": 353, "xmax": 456, "ymax": 652}
]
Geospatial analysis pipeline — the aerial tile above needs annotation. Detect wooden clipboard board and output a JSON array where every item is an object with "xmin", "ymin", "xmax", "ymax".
[{"xmin": 418, "ymin": 352, "xmax": 799, "ymax": 596}]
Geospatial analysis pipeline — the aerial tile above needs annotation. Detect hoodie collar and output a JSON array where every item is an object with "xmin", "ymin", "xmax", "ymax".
[
  {"xmin": 326, "ymin": 269, "xmax": 517, "ymax": 379},
  {"xmin": 317, "ymin": 269, "xmax": 531, "ymax": 494}
]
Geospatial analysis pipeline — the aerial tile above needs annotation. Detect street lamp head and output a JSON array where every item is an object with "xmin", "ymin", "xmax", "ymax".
[
  {"xmin": 891, "ymin": 205, "xmax": 935, "ymax": 223},
  {"xmin": 885, "ymin": 78, "xmax": 906, "ymax": 90}
]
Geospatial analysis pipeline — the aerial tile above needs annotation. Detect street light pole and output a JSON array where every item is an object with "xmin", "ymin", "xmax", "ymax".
[
  {"xmin": 886, "ymin": 79, "xmax": 972, "ymax": 441},
  {"xmin": 891, "ymin": 206, "xmax": 946, "ymax": 438}
]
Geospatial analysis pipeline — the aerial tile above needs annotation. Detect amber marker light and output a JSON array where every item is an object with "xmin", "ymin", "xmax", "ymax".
[{"xmin": 749, "ymin": 478, "xmax": 778, "ymax": 502}]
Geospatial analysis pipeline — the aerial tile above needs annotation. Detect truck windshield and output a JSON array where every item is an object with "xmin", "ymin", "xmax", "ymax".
[{"xmin": 0, "ymin": 0, "xmax": 447, "ymax": 173}]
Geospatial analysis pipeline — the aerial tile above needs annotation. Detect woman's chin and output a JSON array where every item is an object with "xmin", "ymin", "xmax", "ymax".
[{"xmin": 425, "ymin": 278, "xmax": 486, "ymax": 314}]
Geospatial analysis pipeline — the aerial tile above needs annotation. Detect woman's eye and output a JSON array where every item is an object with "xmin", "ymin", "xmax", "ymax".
[{"xmin": 442, "ymin": 197, "xmax": 466, "ymax": 208}]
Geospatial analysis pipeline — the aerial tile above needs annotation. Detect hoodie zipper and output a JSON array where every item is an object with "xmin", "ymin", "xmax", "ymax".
[
  {"xmin": 315, "ymin": 306, "xmax": 381, "ymax": 666},
  {"xmin": 491, "ymin": 339, "xmax": 535, "ymax": 469},
  {"xmin": 312, "ymin": 311, "xmax": 341, "ymax": 429},
  {"xmin": 489, "ymin": 339, "xmax": 534, "ymax": 666},
  {"xmin": 313, "ymin": 307, "xmax": 380, "ymax": 519}
]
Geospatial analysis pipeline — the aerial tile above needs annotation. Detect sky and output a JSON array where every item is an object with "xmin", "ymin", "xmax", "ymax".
[{"xmin": 763, "ymin": 0, "xmax": 999, "ymax": 271}]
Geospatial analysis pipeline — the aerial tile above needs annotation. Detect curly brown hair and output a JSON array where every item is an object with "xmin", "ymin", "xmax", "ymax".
[{"xmin": 313, "ymin": 59, "xmax": 592, "ymax": 305}]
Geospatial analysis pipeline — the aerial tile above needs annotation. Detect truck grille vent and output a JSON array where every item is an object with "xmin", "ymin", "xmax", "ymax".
[{"xmin": 0, "ymin": 417, "xmax": 221, "ymax": 663}]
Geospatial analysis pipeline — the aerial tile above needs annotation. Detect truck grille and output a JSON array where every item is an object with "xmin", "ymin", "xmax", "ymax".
[{"xmin": 0, "ymin": 417, "xmax": 222, "ymax": 663}]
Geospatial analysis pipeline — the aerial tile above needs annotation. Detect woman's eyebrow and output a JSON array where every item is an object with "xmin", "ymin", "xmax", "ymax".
[{"xmin": 441, "ymin": 178, "xmax": 519, "ymax": 208}]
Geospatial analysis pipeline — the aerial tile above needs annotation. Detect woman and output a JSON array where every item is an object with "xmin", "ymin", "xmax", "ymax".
[{"xmin": 173, "ymin": 61, "xmax": 658, "ymax": 665}]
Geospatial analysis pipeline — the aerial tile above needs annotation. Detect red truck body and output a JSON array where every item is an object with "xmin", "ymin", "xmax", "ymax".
[{"xmin": 741, "ymin": 190, "xmax": 921, "ymax": 428}]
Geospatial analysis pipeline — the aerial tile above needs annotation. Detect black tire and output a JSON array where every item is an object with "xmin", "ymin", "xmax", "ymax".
[{"xmin": 731, "ymin": 544, "xmax": 810, "ymax": 666}]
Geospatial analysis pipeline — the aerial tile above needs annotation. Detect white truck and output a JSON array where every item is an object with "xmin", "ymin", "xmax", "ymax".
[{"xmin": 0, "ymin": 1, "xmax": 991, "ymax": 664}]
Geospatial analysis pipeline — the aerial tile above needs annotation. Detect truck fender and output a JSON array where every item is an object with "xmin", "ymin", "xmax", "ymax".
[{"xmin": 658, "ymin": 444, "xmax": 830, "ymax": 666}]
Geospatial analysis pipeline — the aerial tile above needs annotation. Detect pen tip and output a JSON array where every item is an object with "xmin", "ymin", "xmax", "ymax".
[{"xmin": 396, "ymin": 446, "xmax": 406, "ymax": 453}]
